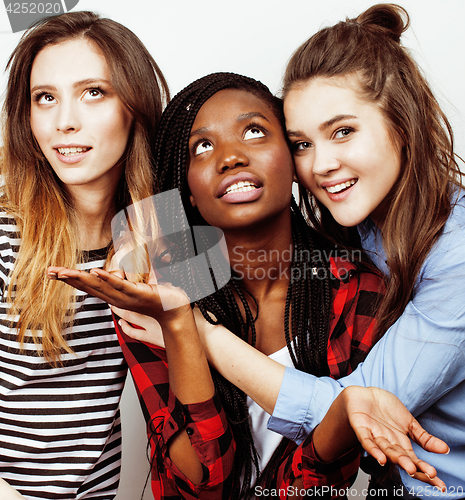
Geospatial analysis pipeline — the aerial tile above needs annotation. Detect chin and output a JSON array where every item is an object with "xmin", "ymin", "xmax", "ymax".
[{"xmin": 332, "ymin": 212, "xmax": 367, "ymax": 228}]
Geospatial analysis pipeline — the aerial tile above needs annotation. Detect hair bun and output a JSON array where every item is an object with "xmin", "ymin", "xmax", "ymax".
[{"xmin": 356, "ymin": 3, "xmax": 409, "ymax": 43}]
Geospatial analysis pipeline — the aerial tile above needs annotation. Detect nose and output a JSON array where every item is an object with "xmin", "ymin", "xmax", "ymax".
[
  {"xmin": 312, "ymin": 145, "xmax": 341, "ymax": 176},
  {"xmin": 218, "ymin": 145, "xmax": 249, "ymax": 173},
  {"xmin": 56, "ymin": 98, "xmax": 81, "ymax": 133}
]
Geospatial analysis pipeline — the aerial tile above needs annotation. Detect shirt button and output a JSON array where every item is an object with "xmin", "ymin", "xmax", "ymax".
[
  {"xmin": 186, "ymin": 427, "xmax": 193, "ymax": 436},
  {"xmin": 297, "ymin": 462, "xmax": 302, "ymax": 471}
]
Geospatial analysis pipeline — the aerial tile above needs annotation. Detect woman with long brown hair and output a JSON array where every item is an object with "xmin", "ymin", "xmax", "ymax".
[{"xmin": 0, "ymin": 11, "xmax": 168, "ymax": 498}]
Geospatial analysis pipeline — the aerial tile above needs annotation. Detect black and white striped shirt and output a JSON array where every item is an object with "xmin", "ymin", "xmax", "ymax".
[{"xmin": 0, "ymin": 212, "xmax": 126, "ymax": 499}]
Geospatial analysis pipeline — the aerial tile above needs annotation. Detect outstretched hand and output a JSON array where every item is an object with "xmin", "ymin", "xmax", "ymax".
[
  {"xmin": 47, "ymin": 266, "xmax": 191, "ymax": 326},
  {"xmin": 343, "ymin": 386, "xmax": 449, "ymax": 490}
]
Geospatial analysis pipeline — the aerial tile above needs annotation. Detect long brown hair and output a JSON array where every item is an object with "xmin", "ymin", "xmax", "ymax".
[
  {"xmin": 0, "ymin": 11, "xmax": 169, "ymax": 362},
  {"xmin": 283, "ymin": 3, "xmax": 463, "ymax": 338}
]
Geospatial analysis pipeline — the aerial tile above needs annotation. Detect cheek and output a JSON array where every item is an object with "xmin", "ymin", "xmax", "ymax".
[
  {"xmin": 186, "ymin": 168, "xmax": 203, "ymax": 207},
  {"xmin": 294, "ymin": 157, "xmax": 316, "ymax": 191},
  {"xmin": 116, "ymin": 108, "xmax": 133, "ymax": 144},
  {"xmin": 268, "ymin": 146, "xmax": 294, "ymax": 182},
  {"xmin": 102, "ymin": 107, "xmax": 133, "ymax": 147},
  {"xmin": 30, "ymin": 111, "xmax": 46, "ymax": 145}
]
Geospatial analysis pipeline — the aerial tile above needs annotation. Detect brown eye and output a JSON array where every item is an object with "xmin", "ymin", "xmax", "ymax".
[
  {"xmin": 194, "ymin": 140, "xmax": 213, "ymax": 156},
  {"xmin": 334, "ymin": 127, "xmax": 353, "ymax": 139},
  {"xmin": 244, "ymin": 127, "xmax": 265, "ymax": 140},
  {"xmin": 83, "ymin": 88, "xmax": 104, "ymax": 100},
  {"xmin": 293, "ymin": 141, "xmax": 312, "ymax": 151}
]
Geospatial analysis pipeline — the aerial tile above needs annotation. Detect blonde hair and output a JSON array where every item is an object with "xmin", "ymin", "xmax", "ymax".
[{"xmin": 1, "ymin": 11, "xmax": 169, "ymax": 362}]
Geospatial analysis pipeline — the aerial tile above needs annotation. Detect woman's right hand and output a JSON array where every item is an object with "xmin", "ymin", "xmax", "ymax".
[
  {"xmin": 342, "ymin": 386, "xmax": 449, "ymax": 489},
  {"xmin": 112, "ymin": 305, "xmax": 165, "ymax": 347}
]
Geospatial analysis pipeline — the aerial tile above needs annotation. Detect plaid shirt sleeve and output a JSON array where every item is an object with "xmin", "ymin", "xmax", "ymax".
[
  {"xmin": 273, "ymin": 258, "xmax": 383, "ymax": 498},
  {"xmin": 114, "ymin": 319, "xmax": 235, "ymax": 500}
]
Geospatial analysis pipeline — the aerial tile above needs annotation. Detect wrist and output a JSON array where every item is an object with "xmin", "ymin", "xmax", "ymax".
[{"xmin": 159, "ymin": 306, "xmax": 195, "ymax": 333}]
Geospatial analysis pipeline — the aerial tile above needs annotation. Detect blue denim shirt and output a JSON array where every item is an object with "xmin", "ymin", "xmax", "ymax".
[{"xmin": 268, "ymin": 191, "xmax": 465, "ymax": 497}]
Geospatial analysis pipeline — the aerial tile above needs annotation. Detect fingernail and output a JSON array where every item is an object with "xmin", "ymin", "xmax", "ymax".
[
  {"xmin": 425, "ymin": 473, "xmax": 432, "ymax": 480},
  {"xmin": 59, "ymin": 275, "xmax": 69, "ymax": 279},
  {"xmin": 90, "ymin": 271, "xmax": 98, "ymax": 276},
  {"xmin": 446, "ymin": 447, "xmax": 450, "ymax": 455},
  {"xmin": 47, "ymin": 273, "xmax": 56, "ymax": 279},
  {"xmin": 377, "ymin": 460, "xmax": 385, "ymax": 467}
]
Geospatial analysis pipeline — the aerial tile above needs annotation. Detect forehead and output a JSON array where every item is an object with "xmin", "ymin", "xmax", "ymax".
[
  {"xmin": 285, "ymin": 76, "xmax": 374, "ymax": 119},
  {"xmin": 192, "ymin": 88, "xmax": 278, "ymax": 129},
  {"xmin": 30, "ymin": 38, "xmax": 109, "ymax": 85}
]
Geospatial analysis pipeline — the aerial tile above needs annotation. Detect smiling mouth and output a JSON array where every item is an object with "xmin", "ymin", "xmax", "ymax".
[
  {"xmin": 223, "ymin": 181, "xmax": 259, "ymax": 196},
  {"xmin": 57, "ymin": 147, "xmax": 91, "ymax": 156},
  {"xmin": 324, "ymin": 179, "xmax": 357, "ymax": 194}
]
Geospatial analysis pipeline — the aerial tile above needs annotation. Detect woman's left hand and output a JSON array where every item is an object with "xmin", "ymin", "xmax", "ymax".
[{"xmin": 47, "ymin": 266, "xmax": 191, "ymax": 326}]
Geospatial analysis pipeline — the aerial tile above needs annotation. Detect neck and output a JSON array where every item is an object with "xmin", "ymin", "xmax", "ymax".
[
  {"xmin": 224, "ymin": 212, "xmax": 293, "ymax": 299},
  {"xmin": 68, "ymin": 186, "xmax": 117, "ymax": 251}
]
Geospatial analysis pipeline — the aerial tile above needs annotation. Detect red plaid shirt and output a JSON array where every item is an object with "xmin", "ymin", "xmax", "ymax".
[{"xmin": 115, "ymin": 257, "xmax": 381, "ymax": 499}]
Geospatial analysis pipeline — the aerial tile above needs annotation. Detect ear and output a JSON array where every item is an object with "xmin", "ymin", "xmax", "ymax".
[{"xmin": 189, "ymin": 194, "xmax": 197, "ymax": 207}]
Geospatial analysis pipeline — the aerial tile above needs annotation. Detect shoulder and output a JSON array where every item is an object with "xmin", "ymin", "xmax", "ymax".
[
  {"xmin": 422, "ymin": 190, "xmax": 465, "ymax": 270},
  {"xmin": 443, "ymin": 189, "xmax": 465, "ymax": 236}
]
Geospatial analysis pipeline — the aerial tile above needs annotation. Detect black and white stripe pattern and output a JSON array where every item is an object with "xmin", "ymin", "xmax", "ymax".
[{"xmin": 0, "ymin": 212, "xmax": 126, "ymax": 499}]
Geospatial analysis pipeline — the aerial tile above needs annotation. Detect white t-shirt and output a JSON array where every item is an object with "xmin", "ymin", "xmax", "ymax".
[{"xmin": 247, "ymin": 345, "xmax": 294, "ymax": 484}]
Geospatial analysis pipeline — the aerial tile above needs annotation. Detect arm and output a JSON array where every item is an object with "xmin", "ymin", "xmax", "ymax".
[
  {"xmin": 116, "ymin": 327, "xmax": 235, "ymax": 499},
  {"xmin": 194, "ymin": 312, "xmax": 448, "ymax": 486},
  {"xmin": 194, "ymin": 307, "xmax": 285, "ymax": 415},
  {"xmin": 269, "ymin": 217, "xmax": 465, "ymax": 489},
  {"xmin": 48, "ymin": 267, "xmax": 235, "ymax": 495}
]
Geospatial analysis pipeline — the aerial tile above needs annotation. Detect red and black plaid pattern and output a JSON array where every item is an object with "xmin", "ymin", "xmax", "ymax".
[
  {"xmin": 272, "ymin": 258, "xmax": 381, "ymax": 498},
  {"xmin": 116, "ymin": 333, "xmax": 235, "ymax": 499},
  {"xmin": 116, "ymin": 256, "xmax": 382, "ymax": 499}
]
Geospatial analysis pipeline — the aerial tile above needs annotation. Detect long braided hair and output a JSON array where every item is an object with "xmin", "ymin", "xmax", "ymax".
[{"xmin": 153, "ymin": 72, "xmax": 335, "ymax": 497}]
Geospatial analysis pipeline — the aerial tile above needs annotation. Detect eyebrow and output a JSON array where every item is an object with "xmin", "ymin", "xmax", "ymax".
[
  {"xmin": 190, "ymin": 111, "xmax": 271, "ymax": 139},
  {"xmin": 319, "ymin": 114, "xmax": 356, "ymax": 131},
  {"xmin": 237, "ymin": 111, "xmax": 271, "ymax": 123},
  {"xmin": 287, "ymin": 114, "xmax": 357, "ymax": 138},
  {"xmin": 30, "ymin": 78, "xmax": 111, "ymax": 94},
  {"xmin": 189, "ymin": 126, "xmax": 209, "ymax": 138}
]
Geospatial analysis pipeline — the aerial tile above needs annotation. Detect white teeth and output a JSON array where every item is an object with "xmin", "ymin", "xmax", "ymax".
[
  {"xmin": 326, "ymin": 179, "xmax": 356, "ymax": 194},
  {"xmin": 225, "ymin": 181, "xmax": 258, "ymax": 195},
  {"xmin": 57, "ymin": 147, "xmax": 90, "ymax": 156}
]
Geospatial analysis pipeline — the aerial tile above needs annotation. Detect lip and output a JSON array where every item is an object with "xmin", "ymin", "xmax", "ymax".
[
  {"xmin": 320, "ymin": 177, "xmax": 357, "ymax": 189},
  {"xmin": 53, "ymin": 144, "xmax": 92, "ymax": 165},
  {"xmin": 216, "ymin": 172, "xmax": 263, "ymax": 198},
  {"xmin": 321, "ymin": 178, "xmax": 358, "ymax": 202}
]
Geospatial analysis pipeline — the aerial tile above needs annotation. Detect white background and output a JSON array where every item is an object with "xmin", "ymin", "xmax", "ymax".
[{"xmin": 0, "ymin": 1, "xmax": 463, "ymax": 498}]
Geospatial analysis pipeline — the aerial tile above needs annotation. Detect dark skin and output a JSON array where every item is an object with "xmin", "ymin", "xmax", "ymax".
[{"xmin": 48, "ymin": 89, "xmax": 448, "ymax": 494}]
